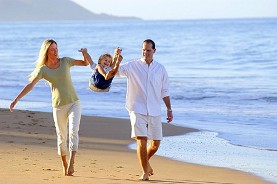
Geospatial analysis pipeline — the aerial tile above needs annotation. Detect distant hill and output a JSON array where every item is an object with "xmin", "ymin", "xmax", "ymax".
[{"xmin": 0, "ymin": 0, "xmax": 140, "ymax": 21}]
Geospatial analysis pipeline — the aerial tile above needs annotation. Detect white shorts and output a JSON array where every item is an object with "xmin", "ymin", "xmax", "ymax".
[{"xmin": 129, "ymin": 112, "xmax": 162, "ymax": 140}]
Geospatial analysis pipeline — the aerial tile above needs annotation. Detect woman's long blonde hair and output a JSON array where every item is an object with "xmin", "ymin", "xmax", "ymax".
[{"xmin": 29, "ymin": 39, "xmax": 57, "ymax": 81}]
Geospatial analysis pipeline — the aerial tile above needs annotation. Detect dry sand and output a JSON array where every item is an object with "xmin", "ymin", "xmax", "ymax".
[{"xmin": 0, "ymin": 109, "xmax": 272, "ymax": 184}]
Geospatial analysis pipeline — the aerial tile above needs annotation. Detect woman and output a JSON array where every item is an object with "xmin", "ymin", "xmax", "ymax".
[{"xmin": 9, "ymin": 39, "xmax": 89, "ymax": 176}]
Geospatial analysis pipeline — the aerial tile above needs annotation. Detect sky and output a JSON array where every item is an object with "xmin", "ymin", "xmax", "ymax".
[{"xmin": 71, "ymin": 0, "xmax": 277, "ymax": 20}]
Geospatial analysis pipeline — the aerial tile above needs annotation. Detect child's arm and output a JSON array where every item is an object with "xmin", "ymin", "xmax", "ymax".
[
  {"xmin": 105, "ymin": 55, "xmax": 123, "ymax": 80},
  {"xmin": 113, "ymin": 55, "xmax": 123, "ymax": 70},
  {"xmin": 79, "ymin": 48, "xmax": 96, "ymax": 68},
  {"xmin": 98, "ymin": 47, "xmax": 122, "ymax": 80},
  {"xmin": 111, "ymin": 47, "xmax": 122, "ymax": 67},
  {"xmin": 105, "ymin": 69, "xmax": 117, "ymax": 80},
  {"xmin": 98, "ymin": 47, "xmax": 123, "ymax": 80},
  {"xmin": 97, "ymin": 65, "xmax": 110, "ymax": 80},
  {"xmin": 98, "ymin": 58, "xmax": 122, "ymax": 80}
]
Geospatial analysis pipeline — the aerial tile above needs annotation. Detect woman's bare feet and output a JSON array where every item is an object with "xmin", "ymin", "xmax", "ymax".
[
  {"xmin": 62, "ymin": 163, "xmax": 68, "ymax": 176},
  {"xmin": 67, "ymin": 151, "xmax": 76, "ymax": 176},
  {"xmin": 61, "ymin": 155, "xmax": 68, "ymax": 176},
  {"xmin": 139, "ymin": 173, "xmax": 149, "ymax": 181}
]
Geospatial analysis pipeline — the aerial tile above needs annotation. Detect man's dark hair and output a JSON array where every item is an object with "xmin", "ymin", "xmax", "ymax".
[{"xmin": 143, "ymin": 39, "xmax": 155, "ymax": 49}]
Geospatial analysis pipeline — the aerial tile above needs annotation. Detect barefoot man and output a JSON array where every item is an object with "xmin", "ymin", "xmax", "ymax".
[{"xmin": 116, "ymin": 39, "xmax": 173, "ymax": 180}]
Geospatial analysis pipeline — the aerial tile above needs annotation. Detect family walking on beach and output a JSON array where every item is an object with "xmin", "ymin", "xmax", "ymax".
[{"xmin": 9, "ymin": 39, "xmax": 173, "ymax": 181}]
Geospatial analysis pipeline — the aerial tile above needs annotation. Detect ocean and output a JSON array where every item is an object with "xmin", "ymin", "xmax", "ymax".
[{"xmin": 0, "ymin": 18, "xmax": 276, "ymax": 183}]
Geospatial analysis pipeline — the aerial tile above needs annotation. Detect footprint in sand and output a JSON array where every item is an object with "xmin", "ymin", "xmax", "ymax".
[
  {"xmin": 18, "ymin": 121, "xmax": 26, "ymax": 125},
  {"xmin": 43, "ymin": 168, "xmax": 59, "ymax": 171}
]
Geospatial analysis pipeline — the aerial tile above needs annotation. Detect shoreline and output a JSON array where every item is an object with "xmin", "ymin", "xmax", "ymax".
[{"xmin": 0, "ymin": 109, "xmax": 272, "ymax": 184}]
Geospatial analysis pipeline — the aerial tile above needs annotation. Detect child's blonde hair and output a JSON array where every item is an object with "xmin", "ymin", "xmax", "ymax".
[{"xmin": 98, "ymin": 53, "xmax": 113, "ymax": 66}]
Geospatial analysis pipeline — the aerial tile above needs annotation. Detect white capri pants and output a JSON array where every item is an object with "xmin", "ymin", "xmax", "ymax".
[{"xmin": 53, "ymin": 100, "xmax": 82, "ymax": 156}]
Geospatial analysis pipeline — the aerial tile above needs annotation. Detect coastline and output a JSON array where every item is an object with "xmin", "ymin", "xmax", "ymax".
[{"xmin": 0, "ymin": 109, "xmax": 272, "ymax": 184}]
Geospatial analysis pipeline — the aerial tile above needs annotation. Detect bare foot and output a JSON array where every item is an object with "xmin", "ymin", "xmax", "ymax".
[
  {"xmin": 148, "ymin": 162, "xmax": 154, "ymax": 176},
  {"xmin": 139, "ymin": 173, "xmax": 149, "ymax": 181},
  {"xmin": 62, "ymin": 163, "xmax": 68, "ymax": 176},
  {"xmin": 61, "ymin": 156, "xmax": 68, "ymax": 176},
  {"xmin": 149, "ymin": 169, "xmax": 154, "ymax": 176},
  {"xmin": 67, "ymin": 164, "xmax": 74, "ymax": 176}
]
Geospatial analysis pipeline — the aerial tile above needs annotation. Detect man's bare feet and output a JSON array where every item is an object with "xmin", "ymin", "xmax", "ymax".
[
  {"xmin": 149, "ymin": 169, "xmax": 154, "ymax": 176},
  {"xmin": 148, "ymin": 162, "xmax": 154, "ymax": 176},
  {"xmin": 67, "ymin": 164, "xmax": 74, "ymax": 176},
  {"xmin": 139, "ymin": 173, "xmax": 149, "ymax": 181}
]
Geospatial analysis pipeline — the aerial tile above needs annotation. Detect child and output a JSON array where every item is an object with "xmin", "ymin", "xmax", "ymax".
[{"xmin": 88, "ymin": 48, "xmax": 123, "ymax": 92}]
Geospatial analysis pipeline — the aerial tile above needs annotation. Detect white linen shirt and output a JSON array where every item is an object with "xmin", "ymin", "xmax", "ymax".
[{"xmin": 117, "ymin": 58, "xmax": 170, "ymax": 116}]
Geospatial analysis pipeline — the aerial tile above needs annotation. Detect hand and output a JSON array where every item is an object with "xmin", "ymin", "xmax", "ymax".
[
  {"xmin": 10, "ymin": 100, "xmax": 17, "ymax": 112},
  {"xmin": 114, "ymin": 47, "xmax": 122, "ymax": 55},
  {"xmin": 167, "ymin": 111, "xmax": 173, "ymax": 123},
  {"xmin": 78, "ymin": 48, "xmax": 87, "ymax": 53}
]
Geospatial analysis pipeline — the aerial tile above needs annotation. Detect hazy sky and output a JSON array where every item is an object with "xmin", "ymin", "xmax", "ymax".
[{"xmin": 71, "ymin": 0, "xmax": 277, "ymax": 20}]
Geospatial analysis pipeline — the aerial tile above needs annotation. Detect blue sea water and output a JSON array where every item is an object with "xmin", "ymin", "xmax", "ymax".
[{"xmin": 0, "ymin": 18, "xmax": 277, "ymax": 183}]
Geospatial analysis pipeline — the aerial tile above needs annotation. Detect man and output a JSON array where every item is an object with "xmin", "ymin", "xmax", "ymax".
[{"xmin": 117, "ymin": 39, "xmax": 173, "ymax": 181}]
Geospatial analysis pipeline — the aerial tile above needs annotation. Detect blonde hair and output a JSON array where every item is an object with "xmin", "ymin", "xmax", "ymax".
[
  {"xmin": 98, "ymin": 53, "xmax": 113, "ymax": 66},
  {"xmin": 29, "ymin": 39, "xmax": 57, "ymax": 81}
]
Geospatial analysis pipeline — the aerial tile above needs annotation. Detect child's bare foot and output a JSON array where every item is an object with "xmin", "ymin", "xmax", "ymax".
[
  {"xmin": 139, "ymin": 173, "xmax": 149, "ymax": 181},
  {"xmin": 67, "ymin": 164, "xmax": 74, "ymax": 176}
]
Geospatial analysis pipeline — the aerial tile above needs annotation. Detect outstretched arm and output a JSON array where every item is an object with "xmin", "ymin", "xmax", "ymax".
[
  {"xmin": 74, "ymin": 48, "xmax": 91, "ymax": 66},
  {"xmin": 104, "ymin": 47, "xmax": 123, "ymax": 80},
  {"xmin": 10, "ymin": 77, "xmax": 40, "ymax": 112},
  {"xmin": 105, "ymin": 55, "xmax": 123, "ymax": 80},
  {"xmin": 111, "ymin": 47, "xmax": 122, "ymax": 67}
]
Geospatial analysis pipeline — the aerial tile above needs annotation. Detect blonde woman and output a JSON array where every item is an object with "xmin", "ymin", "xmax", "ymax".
[{"xmin": 9, "ymin": 39, "xmax": 90, "ymax": 176}]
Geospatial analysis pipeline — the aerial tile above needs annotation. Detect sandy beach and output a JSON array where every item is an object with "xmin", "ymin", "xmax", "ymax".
[{"xmin": 0, "ymin": 109, "xmax": 272, "ymax": 184}]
